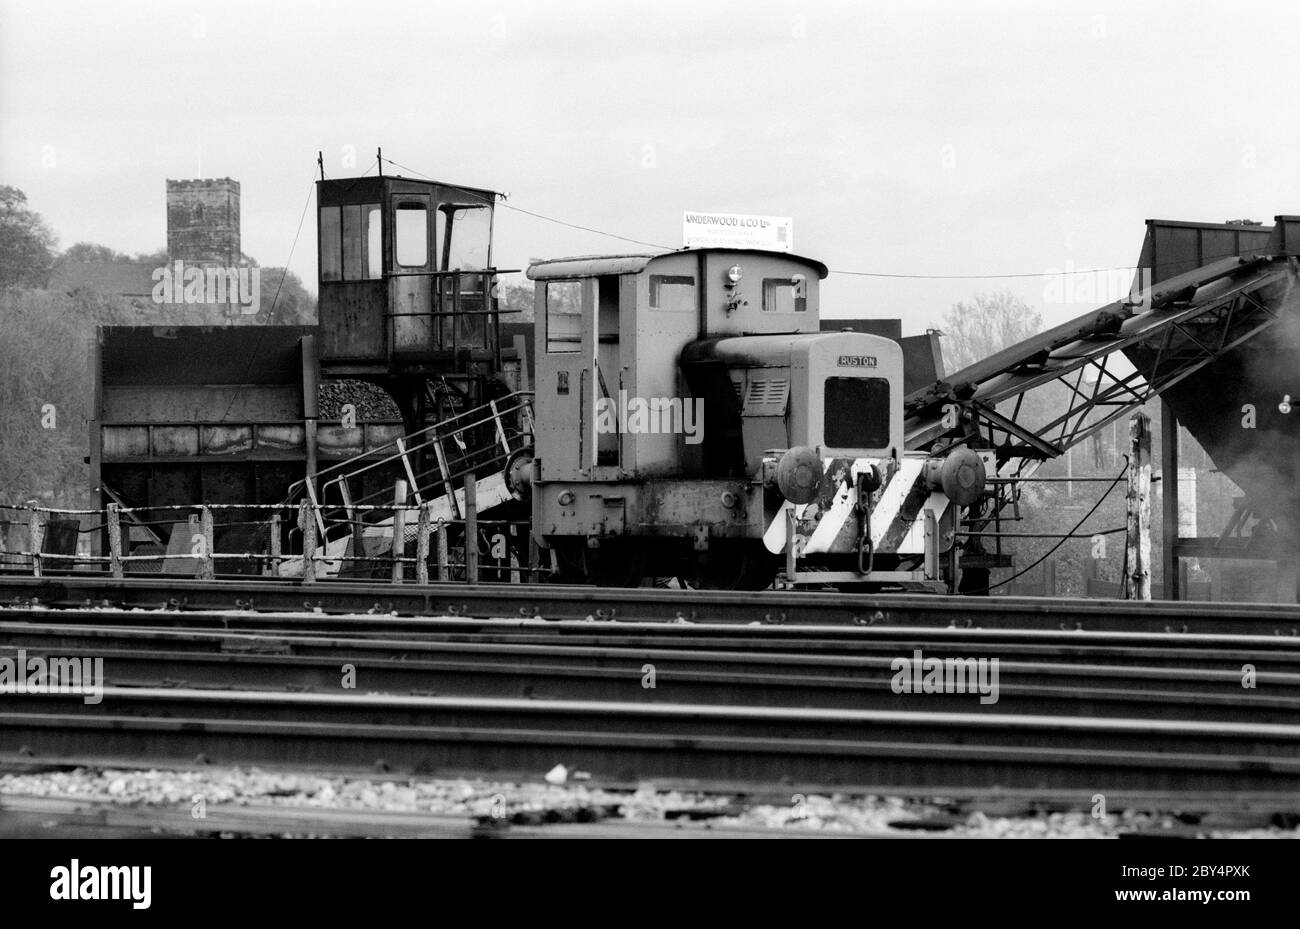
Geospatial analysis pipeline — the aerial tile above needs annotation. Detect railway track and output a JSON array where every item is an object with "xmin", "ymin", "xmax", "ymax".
[
  {"xmin": 5, "ymin": 574, "xmax": 1300, "ymax": 634},
  {"xmin": 2, "ymin": 620, "xmax": 1299, "ymax": 722},
  {"xmin": 3, "ymin": 686, "xmax": 1299, "ymax": 793},
  {"xmin": 2, "ymin": 585, "xmax": 1298, "ymax": 806}
]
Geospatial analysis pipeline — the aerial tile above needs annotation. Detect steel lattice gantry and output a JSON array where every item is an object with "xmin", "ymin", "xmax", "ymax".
[{"xmin": 901, "ymin": 215, "xmax": 1300, "ymax": 591}]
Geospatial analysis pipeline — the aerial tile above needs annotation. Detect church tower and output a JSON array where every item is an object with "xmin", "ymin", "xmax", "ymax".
[{"xmin": 166, "ymin": 178, "xmax": 241, "ymax": 267}]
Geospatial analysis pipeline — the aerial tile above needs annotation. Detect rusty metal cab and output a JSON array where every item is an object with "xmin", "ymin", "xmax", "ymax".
[{"xmin": 316, "ymin": 174, "xmax": 507, "ymax": 405}]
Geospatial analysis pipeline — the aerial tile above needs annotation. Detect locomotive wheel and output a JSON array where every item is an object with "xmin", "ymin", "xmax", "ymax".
[
  {"xmin": 549, "ymin": 540, "xmax": 648, "ymax": 587},
  {"xmin": 693, "ymin": 541, "xmax": 777, "ymax": 591}
]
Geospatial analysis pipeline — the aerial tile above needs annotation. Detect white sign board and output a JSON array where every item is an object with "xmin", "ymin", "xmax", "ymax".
[{"xmin": 683, "ymin": 211, "xmax": 793, "ymax": 252}]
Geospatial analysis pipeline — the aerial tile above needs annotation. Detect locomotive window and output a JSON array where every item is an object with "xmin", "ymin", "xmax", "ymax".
[
  {"xmin": 649, "ymin": 274, "xmax": 695, "ymax": 311},
  {"xmin": 762, "ymin": 277, "xmax": 807, "ymax": 313},
  {"xmin": 342, "ymin": 205, "xmax": 363, "ymax": 280},
  {"xmin": 824, "ymin": 377, "xmax": 890, "ymax": 448},
  {"xmin": 546, "ymin": 280, "xmax": 583, "ymax": 353},
  {"xmin": 442, "ymin": 205, "xmax": 492, "ymax": 271},
  {"xmin": 319, "ymin": 207, "xmax": 342, "ymax": 281},
  {"xmin": 395, "ymin": 203, "xmax": 429, "ymax": 268},
  {"xmin": 321, "ymin": 204, "xmax": 381, "ymax": 282},
  {"xmin": 365, "ymin": 205, "xmax": 381, "ymax": 278}
]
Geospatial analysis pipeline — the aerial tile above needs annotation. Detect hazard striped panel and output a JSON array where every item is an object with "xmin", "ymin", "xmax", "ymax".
[{"xmin": 762, "ymin": 456, "xmax": 951, "ymax": 556}]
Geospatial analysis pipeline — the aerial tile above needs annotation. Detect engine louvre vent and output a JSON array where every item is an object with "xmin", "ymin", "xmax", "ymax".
[{"xmin": 742, "ymin": 377, "xmax": 789, "ymax": 415}]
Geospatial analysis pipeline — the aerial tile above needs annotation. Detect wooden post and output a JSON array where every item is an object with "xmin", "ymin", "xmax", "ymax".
[
  {"xmin": 435, "ymin": 519, "xmax": 449, "ymax": 581},
  {"xmin": 300, "ymin": 499, "xmax": 317, "ymax": 584},
  {"xmin": 1126, "ymin": 412, "xmax": 1152, "ymax": 600},
  {"xmin": 391, "ymin": 479, "xmax": 408, "ymax": 584},
  {"xmin": 269, "ymin": 513, "xmax": 282, "ymax": 576},
  {"xmin": 464, "ymin": 472, "xmax": 478, "ymax": 583},
  {"xmin": 107, "ymin": 503, "xmax": 123, "ymax": 578},
  {"xmin": 27, "ymin": 507, "xmax": 42, "ymax": 578},
  {"xmin": 197, "ymin": 506, "xmax": 215, "ymax": 580},
  {"xmin": 415, "ymin": 502, "xmax": 431, "ymax": 585}
]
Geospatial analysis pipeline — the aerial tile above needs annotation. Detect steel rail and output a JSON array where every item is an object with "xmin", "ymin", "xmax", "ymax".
[
  {"xmin": 3, "ymin": 576, "xmax": 1300, "ymax": 635},
  {"xmin": 3, "ymin": 687, "xmax": 1299, "ymax": 792},
  {"xmin": 2, "ymin": 641, "xmax": 1296, "ymax": 723},
  {"xmin": 3, "ymin": 615, "xmax": 1299, "ymax": 668}
]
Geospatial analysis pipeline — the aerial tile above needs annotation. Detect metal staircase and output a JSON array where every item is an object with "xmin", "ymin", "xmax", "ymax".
[{"xmin": 283, "ymin": 390, "xmax": 533, "ymax": 576}]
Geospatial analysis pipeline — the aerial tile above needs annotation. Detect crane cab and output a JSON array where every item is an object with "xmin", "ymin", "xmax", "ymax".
[{"xmin": 315, "ymin": 174, "xmax": 510, "ymax": 430}]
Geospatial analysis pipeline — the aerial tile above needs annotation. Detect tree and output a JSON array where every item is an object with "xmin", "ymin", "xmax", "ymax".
[
  {"xmin": 939, "ymin": 290, "xmax": 1043, "ymax": 373},
  {"xmin": 0, "ymin": 186, "xmax": 56, "ymax": 288},
  {"xmin": 61, "ymin": 242, "xmax": 129, "ymax": 263},
  {"xmin": 498, "ymin": 282, "xmax": 535, "ymax": 321},
  {"xmin": 133, "ymin": 248, "xmax": 169, "ymax": 265},
  {"xmin": 0, "ymin": 288, "xmax": 92, "ymax": 508},
  {"xmin": 257, "ymin": 266, "xmax": 316, "ymax": 324}
]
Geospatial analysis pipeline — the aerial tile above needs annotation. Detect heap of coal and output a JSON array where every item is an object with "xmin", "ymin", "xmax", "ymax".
[{"xmin": 317, "ymin": 380, "xmax": 401, "ymax": 421}]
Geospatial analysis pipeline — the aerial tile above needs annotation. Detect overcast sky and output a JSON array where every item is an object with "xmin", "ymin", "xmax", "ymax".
[{"xmin": 2, "ymin": 0, "xmax": 1297, "ymax": 332}]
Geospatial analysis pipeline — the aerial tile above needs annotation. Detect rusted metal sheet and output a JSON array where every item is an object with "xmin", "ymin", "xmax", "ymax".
[
  {"xmin": 256, "ymin": 424, "xmax": 307, "ymax": 452},
  {"xmin": 101, "ymin": 326, "xmax": 310, "ymax": 386},
  {"xmin": 199, "ymin": 425, "xmax": 254, "ymax": 456},
  {"xmin": 101, "ymin": 426, "xmax": 150, "ymax": 460},
  {"xmin": 319, "ymin": 282, "xmax": 385, "ymax": 361},
  {"xmin": 102, "ymin": 385, "xmax": 301, "ymax": 423},
  {"xmin": 150, "ymin": 425, "xmax": 200, "ymax": 457},
  {"xmin": 366, "ymin": 424, "xmax": 404, "ymax": 449},
  {"xmin": 316, "ymin": 426, "xmax": 368, "ymax": 458}
]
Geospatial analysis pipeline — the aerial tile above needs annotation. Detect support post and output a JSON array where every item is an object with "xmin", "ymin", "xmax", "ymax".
[
  {"xmin": 391, "ymin": 480, "xmax": 408, "ymax": 584},
  {"xmin": 436, "ymin": 519, "xmax": 448, "ymax": 581},
  {"xmin": 300, "ymin": 500, "xmax": 317, "ymax": 584},
  {"xmin": 1126, "ymin": 412, "xmax": 1152, "ymax": 600},
  {"xmin": 785, "ymin": 507, "xmax": 797, "ymax": 583},
  {"xmin": 198, "ymin": 506, "xmax": 215, "ymax": 580},
  {"xmin": 464, "ymin": 472, "xmax": 478, "ymax": 583},
  {"xmin": 302, "ymin": 333, "xmax": 319, "ymax": 504},
  {"xmin": 269, "ymin": 513, "xmax": 281, "ymax": 576},
  {"xmin": 27, "ymin": 507, "xmax": 42, "ymax": 578},
  {"xmin": 923, "ymin": 509, "xmax": 939, "ymax": 581},
  {"xmin": 107, "ymin": 504, "xmax": 123, "ymax": 579},
  {"xmin": 415, "ymin": 502, "xmax": 431, "ymax": 585},
  {"xmin": 1161, "ymin": 398, "xmax": 1180, "ymax": 600}
]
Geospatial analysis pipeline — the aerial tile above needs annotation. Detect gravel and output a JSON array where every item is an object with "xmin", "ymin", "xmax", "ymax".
[{"xmin": 3, "ymin": 767, "xmax": 1295, "ymax": 837}]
